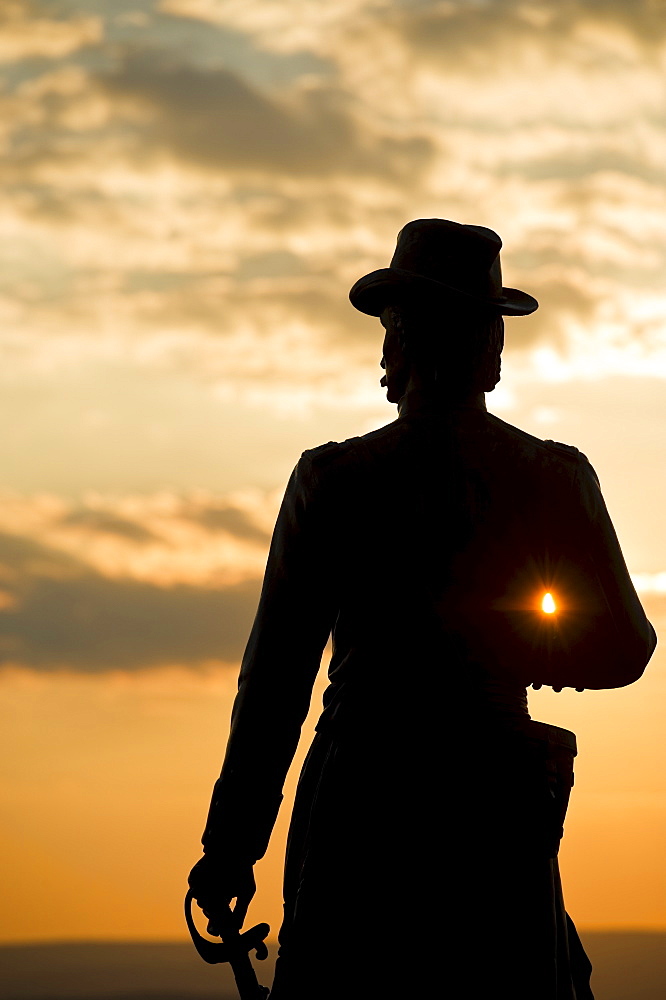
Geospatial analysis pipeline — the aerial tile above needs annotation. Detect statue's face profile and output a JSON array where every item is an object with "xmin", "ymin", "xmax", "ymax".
[{"xmin": 379, "ymin": 307, "xmax": 410, "ymax": 405}]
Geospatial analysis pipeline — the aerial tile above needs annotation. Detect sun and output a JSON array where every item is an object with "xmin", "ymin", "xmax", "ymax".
[{"xmin": 541, "ymin": 592, "xmax": 556, "ymax": 614}]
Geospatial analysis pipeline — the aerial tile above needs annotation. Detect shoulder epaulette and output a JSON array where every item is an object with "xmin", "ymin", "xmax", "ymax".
[
  {"xmin": 302, "ymin": 440, "xmax": 341, "ymax": 462},
  {"xmin": 300, "ymin": 440, "xmax": 348, "ymax": 482},
  {"xmin": 543, "ymin": 439, "xmax": 581, "ymax": 460}
]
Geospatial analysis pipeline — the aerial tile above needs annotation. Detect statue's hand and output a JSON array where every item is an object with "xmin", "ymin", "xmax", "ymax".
[{"xmin": 188, "ymin": 853, "xmax": 256, "ymax": 936}]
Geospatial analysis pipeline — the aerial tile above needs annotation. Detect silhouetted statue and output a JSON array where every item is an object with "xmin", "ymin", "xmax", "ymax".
[{"xmin": 188, "ymin": 220, "xmax": 656, "ymax": 999}]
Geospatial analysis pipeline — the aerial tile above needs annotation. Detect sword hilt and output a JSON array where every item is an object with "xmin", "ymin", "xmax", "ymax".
[{"xmin": 184, "ymin": 888, "xmax": 270, "ymax": 999}]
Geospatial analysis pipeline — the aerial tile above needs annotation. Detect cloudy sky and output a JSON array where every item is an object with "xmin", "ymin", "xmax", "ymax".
[{"xmin": 1, "ymin": 0, "xmax": 665, "ymax": 944}]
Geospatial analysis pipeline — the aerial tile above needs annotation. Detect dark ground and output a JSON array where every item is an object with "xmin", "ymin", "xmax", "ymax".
[{"xmin": 1, "ymin": 935, "xmax": 665, "ymax": 999}]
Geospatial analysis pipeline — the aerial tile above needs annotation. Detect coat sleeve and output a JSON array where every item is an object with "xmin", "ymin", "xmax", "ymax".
[
  {"xmin": 553, "ymin": 453, "xmax": 657, "ymax": 689},
  {"xmin": 201, "ymin": 449, "xmax": 338, "ymax": 862},
  {"xmin": 519, "ymin": 450, "xmax": 657, "ymax": 691}
]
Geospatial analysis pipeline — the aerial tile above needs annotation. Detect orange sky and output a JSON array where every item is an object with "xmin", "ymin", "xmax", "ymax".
[{"xmin": 0, "ymin": 0, "xmax": 665, "ymax": 942}]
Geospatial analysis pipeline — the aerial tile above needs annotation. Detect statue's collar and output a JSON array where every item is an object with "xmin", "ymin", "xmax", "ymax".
[{"xmin": 398, "ymin": 391, "xmax": 487, "ymax": 419}]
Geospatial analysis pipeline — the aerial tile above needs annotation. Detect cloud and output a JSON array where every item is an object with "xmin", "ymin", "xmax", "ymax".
[
  {"xmin": 60, "ymin": 508, "xmax": 161, "ymax": 544},
  {"xmin": 0, "ymin": 542, "xmax": 260, "ymax": 671},
  {"xmin": 396, "ymin": 0, "xmax": 666, "ymax": 68},
  {"xmin": 0, "ymin": 1, "xmax": 101, "ymax": 63},
  {"xmin": 0, "ymin": 489, "xmax": 279, "ymax": 671},
  {"xmin": 158, "ymin": 0, "xmax": 372, "ymax": 53},
  {"xmin": 0, "ymin": 491, "xmax": 275, "ymax": 588},
  {"xmin": 632, "ymin": 573, "xmax": 666, "ymax": 595},
  {"xmin": 186, "ymin": 504, "xmax": 271, "ymax": 544},
  {"xmin": 1, "ymin": 0, "xmax": 666, "ymax": 426},
  {"xmin": 96, "ymin": 49, "xmax": 433, "ymax": 178},
  {"xmin": 502, "ymin": 278, "xmax": 598, "ymax": 350}
]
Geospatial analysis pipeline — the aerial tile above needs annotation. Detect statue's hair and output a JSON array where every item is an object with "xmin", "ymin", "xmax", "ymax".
[{"xmin": 385, "ymin": 303, "xmax": 504, "ymax": 393}]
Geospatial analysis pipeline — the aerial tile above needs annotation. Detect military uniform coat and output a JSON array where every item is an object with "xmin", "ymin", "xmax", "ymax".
[{"xmin": 203, "ymin": 398, "xmax": 656, "ymax": 999}]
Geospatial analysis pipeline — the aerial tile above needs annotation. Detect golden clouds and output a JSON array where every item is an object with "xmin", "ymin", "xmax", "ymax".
[
  {"xmin": 159, "ymin": 0, "xmax": 373, "ymax": 52},
  {"xmin": 0, "ymin": 0, "xmax": 663, "ymax": 945},
  {"xmin": 1, "ymin": 4, "xmax": 665, "ymax": 590},
  {"xmin": 97, "ymin": 52, "xmax": 434, "ymax": 179},
  {"xmin": 0, "ymin": 489, "xmax": 273, "ymax": 585},
  {"xmin": 632, "ymin": 572, "xmax": 666, "ymax": 594},
  {"xmin": 0, "ymin": 490, "xmax": 280, "ymax": 670},
  {"xmin": 0, "ymin": 2, "xmax": 101, "ymax": 63},
  {"xmin": 2, "ymin": 1, "xmax": 666, "ymax": 470},
  {"xmin": 2, "ymin": 0, "xmax": 666, "ymax": 405}
]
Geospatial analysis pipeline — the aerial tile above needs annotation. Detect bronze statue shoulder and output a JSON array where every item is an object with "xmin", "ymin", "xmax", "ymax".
[{"xmin": 543, "ymin": 438, "xmax": 581, "ymax": 460}]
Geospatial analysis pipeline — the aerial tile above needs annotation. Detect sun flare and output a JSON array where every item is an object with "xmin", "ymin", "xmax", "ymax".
[{"xmin": 542, "ymin": 592, "xmax": 556, "ymax": 614}]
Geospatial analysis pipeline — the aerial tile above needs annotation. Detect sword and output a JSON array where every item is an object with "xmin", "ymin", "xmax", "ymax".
[{"xmin": 185, "ymin": 888, "xmax": 271, "ymax": 1000}]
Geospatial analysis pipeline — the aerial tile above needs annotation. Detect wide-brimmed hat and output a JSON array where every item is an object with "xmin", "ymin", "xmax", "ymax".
[{"xmin": 349, "ymin": 218, "xmax": 538, "ymax": 317}]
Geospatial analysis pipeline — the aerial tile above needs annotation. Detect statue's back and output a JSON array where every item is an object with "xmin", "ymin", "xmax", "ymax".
[{"xmin": 269, "ymin": 402, "xmax": 645, "ymax": 999}]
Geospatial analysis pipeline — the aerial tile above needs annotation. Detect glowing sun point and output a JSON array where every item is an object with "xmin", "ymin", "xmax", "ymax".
[{"xmin": 542, "ymin": 592, "xmax": 556, "ymax": 614}]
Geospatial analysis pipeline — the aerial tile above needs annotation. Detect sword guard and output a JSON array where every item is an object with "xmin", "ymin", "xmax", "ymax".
[{"xmin": 184, "ymin": 888, "xmax": 270, "ymax": 966}]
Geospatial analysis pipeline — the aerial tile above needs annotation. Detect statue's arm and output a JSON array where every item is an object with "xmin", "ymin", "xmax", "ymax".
[
  {"xmin": 200, "ymin": 450, "xmax": 338, "ymax": 864},
  {"xmin": 555, "ymin": 454, "xmax": 657, "ymax": 690}
]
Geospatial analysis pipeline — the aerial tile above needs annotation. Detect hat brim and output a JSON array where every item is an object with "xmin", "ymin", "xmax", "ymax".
[{"xmin": 349, "ymin": 267, "xmax": 539, "ymax": 318}]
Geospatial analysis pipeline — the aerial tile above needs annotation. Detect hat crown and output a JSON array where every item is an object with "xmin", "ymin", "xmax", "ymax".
[
  {"xmin": 390, "ymin": 219, "xmax": 503, "ymax": 301},
  {"xmin": 348, "ymin": 217, "xmax": 538, "ymax": 317}
]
